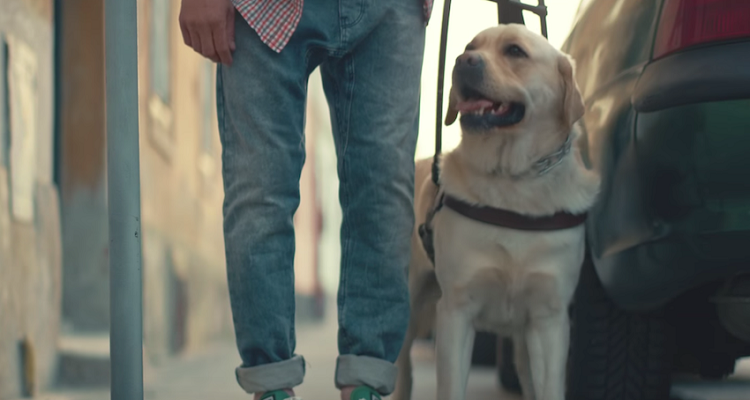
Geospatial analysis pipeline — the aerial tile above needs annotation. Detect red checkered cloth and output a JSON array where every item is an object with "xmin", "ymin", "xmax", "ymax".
[{"xmin": 232, "ymin": 0, "xmax": 435, "ymax": 53}]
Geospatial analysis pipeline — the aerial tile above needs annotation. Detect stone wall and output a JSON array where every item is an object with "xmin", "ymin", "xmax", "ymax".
[
  {"xmin": 136, "ymin": 0, "xmax": 233, "ymax": 361},
  {"xmin": 0, "ymin": 0, "xmax": 62, "ymax": 397}
]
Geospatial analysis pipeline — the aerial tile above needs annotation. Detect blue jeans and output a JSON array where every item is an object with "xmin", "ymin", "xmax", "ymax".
[{"xmin": 217, "ymin": 0, "xmax": 425, "ymax": 395}]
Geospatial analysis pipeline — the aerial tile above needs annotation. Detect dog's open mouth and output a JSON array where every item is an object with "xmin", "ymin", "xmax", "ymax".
[{"xmin": 456, "ymin": 90, "xmax": 525, "ymax": 129}]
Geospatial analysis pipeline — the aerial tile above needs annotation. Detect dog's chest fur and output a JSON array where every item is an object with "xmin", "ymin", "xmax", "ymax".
[
  {"xmin": 432, "ymin": 148, "xmax": 598, "ymax": 335},
  {"xmin": 434, "ymin": 210, "xmax": 585, "ymax": 334}
]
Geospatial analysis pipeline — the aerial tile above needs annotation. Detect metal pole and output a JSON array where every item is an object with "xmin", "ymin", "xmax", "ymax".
[{"xmin": 105, "ymin": 0, "xmax": 144, "ymax": 399}]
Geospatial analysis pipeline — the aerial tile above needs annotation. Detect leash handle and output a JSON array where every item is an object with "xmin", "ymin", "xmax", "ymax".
[
  {"xmin": 432, "ymin": 0, "xmax": 452, "ymax": 186},
  {"xmin": 498, "ymin": 0, "xmax": 548, "ymax": 38}
]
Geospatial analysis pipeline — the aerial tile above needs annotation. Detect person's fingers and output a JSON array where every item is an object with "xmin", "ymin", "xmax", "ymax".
[
  {"xmin": 198, "ymin": 28, "xmax": 219, "ymax": 62},
  {"xmin": 179, "ymin": 19, "xmax": 192, "ymax": 47},
  {"xmin": 188, "ymin": 26, "xmax": 202, "ymax": 55},
  {"xmin": 179, "ymin": 0, "xmax": 236, "ymax": 63},
  {"xmin": 214, "ymin": 20, "xmax": 233, "ymax": 65}
]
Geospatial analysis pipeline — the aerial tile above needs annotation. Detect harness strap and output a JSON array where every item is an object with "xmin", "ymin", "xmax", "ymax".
[
  {"xmin": 418, "ymin": 188, "xmax": 444, "ymax": 264},
  {"xmin": 443, "ymin": 195, "xmax": 587, "ymax": 231}
]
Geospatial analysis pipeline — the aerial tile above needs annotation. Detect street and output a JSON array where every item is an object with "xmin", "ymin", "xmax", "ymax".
[{"xmin": 30, "ymin": 301, "xmax": 750, "ymax": 400}]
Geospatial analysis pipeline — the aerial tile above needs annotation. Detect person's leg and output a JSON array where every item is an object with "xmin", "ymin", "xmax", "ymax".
[
  {"xmin": 319, "ymin": 0, "xmax": 426, "ymax": 396},
  {"xmin": 217, "ymin": 11, "xmax": 316, "ymax": 396}
]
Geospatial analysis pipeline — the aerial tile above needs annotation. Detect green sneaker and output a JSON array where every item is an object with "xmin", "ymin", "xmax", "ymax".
[
  {"xmin": 259, "ymin": 390, "xmax": 301, "ymax": 400},
  {"xmin": 349, "ymin": 386, "xmax": 381, "ymax": 400}
]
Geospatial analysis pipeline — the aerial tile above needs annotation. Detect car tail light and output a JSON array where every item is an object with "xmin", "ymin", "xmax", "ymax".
[{"xmin": 653, "ymin": 0, "xmax": 750, "ymax": 59}]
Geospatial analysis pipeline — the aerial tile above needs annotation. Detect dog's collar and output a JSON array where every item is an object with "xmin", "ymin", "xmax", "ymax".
[
  {"xmin": 441, "ymin": 194, "xmax": 587, "ymax": 231},
  {"xmin": 531, "ymin": 134, "xmax": 574, "ymax": 176},
  {"xmin": 495, "ymin": 134, "xmax": 574, "ymax": 179}
]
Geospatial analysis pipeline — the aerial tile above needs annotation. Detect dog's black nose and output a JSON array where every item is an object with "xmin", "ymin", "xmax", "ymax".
[
  {"xmin": 456, "ymin": 52, "xmax": 483, "ymax": 68},
  {"xmin": 454, "ymin": 52, "xmax": 484, "ymax": 88}
]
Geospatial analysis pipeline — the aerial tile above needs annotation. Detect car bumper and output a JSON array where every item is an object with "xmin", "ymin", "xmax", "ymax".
[{"xmin": 592, "ymin": 55, "xmax": 750, "ymax": 310}]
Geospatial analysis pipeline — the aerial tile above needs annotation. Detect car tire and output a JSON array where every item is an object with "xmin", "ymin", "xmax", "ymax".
[{"xmin": 567, "ymin": 255, "xmax": 675, "ymax": 400}]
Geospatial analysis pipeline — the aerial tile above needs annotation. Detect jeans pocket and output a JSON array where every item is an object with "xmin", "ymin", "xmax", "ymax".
[{"xmin": 340, "ymin": 0, "xmax": 367, "ymax": 28}]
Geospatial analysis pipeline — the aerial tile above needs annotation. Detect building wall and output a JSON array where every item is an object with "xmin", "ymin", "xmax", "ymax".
[
  {"xmin": 295, "ymin": 71, "xmax": 326, "ymax": 321},
  {"xmin": 57, "ymin": 0, "xmax": 109, "ymax": 334},
  {"xmin": 136, "ymin": 0, "xmax": 232, "ymax": 361},
  {"xmin": 54, "ymin": 0, "xmax": 233, "ymax": 386},
  {"xmin": 0, "ymin": 0, "xmax": 62, "ymax": 398}
]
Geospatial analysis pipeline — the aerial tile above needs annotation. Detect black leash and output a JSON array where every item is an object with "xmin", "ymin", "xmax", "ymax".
[
  {"xmin": 432, "ymin": 0, "xmax": 452, "ymax": 186},
  {"xmin": 419, "ymin": 0, "xmax": 453, "ymax": 263}
]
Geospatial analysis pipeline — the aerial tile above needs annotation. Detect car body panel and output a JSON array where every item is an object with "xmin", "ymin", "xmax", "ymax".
[
  {"xmin": 634, "ymin": 41, "xmax": 750, "ymax": 112},
  {"xmin": 562, "ymin": 0, "xmax": 750, "ymax": 310}
]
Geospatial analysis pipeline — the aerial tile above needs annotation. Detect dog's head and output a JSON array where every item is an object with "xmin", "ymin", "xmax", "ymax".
[{"xmin": 446, "ymin": 24, "xmax": 584, "ymax": 138}]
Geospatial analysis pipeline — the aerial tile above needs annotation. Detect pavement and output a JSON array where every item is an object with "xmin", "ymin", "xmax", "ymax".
[
  {"xmin": 27, "ymin": 302, "xmax": 750, "ymax": 400},
  {"xmin": 139, "ymin": 321, "xmax": 511, "ymax": 400}
]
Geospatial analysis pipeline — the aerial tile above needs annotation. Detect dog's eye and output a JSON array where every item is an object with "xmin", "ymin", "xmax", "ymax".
[
  {"xmin": 505, "ymin": 44, "xmax": 527, "ymax": 58},
  {"xmin": 465, "ymin": 43, "xmax": 476, "ymax": 51}
]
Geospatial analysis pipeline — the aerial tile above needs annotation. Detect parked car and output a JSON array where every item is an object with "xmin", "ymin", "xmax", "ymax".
[{"xmin": 493, "ymin": 0, "xmax": 750, "ymax": 399}]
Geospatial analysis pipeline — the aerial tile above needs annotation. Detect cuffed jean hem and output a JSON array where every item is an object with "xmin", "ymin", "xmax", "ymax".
[
  {"xmin": 235, "ymin": 355, "xmax": 306, "ymax": 394},
  {"xmin": 334, "ymin": 355, "xmax": 398, "ymax": 395}
]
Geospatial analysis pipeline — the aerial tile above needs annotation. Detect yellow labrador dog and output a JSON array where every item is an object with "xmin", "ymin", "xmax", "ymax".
[{"xmin": 394, "ymin": 24, "xmax": 600, "ymax": 400}]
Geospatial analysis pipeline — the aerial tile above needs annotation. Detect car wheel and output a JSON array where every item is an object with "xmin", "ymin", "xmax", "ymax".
[{"xmin": 567, "ymin": 255, "xmax": 675, "ymax": 400}]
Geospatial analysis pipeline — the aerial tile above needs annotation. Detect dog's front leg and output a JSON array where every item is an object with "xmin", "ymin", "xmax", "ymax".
[
  {"xmin": 526, "ymin": 315, "xmax": 569, "ymax": 400},
  {"xmin": 435, "ymin": 298, "xmax": 475, "ymax": 400},
  {"xmin": 513, "ymin": 334, "xmax": 536, "ymax": 400}
]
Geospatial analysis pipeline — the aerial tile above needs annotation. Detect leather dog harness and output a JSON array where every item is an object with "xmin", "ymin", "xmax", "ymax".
[
  {"xmin": 417, "ymin": 135, "xmax": 588, "ymax": 264},
  {"xmin": 418, "ymin": 190, "xmax": 588, "ymax": 265},
  {"xmin": 443, "ymin": 196, "xmax": 588, "ymax": 231}
]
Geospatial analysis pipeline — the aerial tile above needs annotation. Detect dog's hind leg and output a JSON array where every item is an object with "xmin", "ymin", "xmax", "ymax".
[
  {"xmin": 394, "ymin": 272, "xmax": 440, "ymax": 400},
  {"xmin": 512, "ymin": 334, "xmax": 536, "ymax": 400},
  {"xmin": 394, "ymin": 320, "xmax": 418, "ymax": 400}
]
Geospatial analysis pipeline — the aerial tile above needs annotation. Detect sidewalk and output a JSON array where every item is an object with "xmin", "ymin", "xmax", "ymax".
[
  {"xmin": 37, "ymin": 303, "xmax": 509, "ymax": 400},
  {"xmin": 29, "ymin": 303, "xmax": 750, "ymax": 400},
  {"xmin": 141, "ymin": 318, "xmax": 510, "ymax": 400}
]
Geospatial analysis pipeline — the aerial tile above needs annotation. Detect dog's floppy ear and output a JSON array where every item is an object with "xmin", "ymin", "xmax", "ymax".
[
  {"xmin": 445, "ymin": 87, "xmax": 459, "ymax": 126},
  {"xmin": 557, "ymin": 54, "xmax": 585, "ymax": 128}
]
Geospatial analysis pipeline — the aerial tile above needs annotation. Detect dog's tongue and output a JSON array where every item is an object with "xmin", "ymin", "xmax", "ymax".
[{"xmin": 456, "ymin": 99, "xmax": 494, "ymax": 113}]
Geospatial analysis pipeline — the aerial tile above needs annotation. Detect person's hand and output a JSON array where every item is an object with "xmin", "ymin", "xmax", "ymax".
[{"xmin": 179, "ymin": 0, "xmax": 236, "ymax": 65}]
